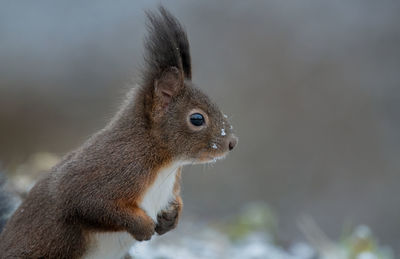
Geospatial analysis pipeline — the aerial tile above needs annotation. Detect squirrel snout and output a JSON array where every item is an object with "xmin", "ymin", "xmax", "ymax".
[{"xmin": 228, "ymin": 136, "xmax": 238, "ymax": 151}]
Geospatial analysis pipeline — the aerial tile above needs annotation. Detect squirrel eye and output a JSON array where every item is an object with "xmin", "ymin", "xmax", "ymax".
[{"xmin": 190, "ymin": 113, "xmax": 205, "ymax": 126}]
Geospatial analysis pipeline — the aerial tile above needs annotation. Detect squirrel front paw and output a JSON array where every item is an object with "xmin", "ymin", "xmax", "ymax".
[
  {"xmin": 128, "ymin": 215, "xmax": 156, "ymax": 241},
  {"xmin": 155, "ymin": 203, "xmax": 180, "ymax": 235}
]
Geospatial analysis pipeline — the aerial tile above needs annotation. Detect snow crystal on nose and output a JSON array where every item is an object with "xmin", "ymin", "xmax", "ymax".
[{"xmin": 221, "ymin": 129, "xmax": 226, "ymax": 136}]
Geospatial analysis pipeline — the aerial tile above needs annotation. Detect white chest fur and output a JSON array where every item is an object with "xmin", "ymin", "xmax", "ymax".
[
  {"xmin": 83, "ymin": 163, "xmax": 181, "ymax": 259},
  {"xmin": 139, "ymin": 162, "xmax": 181, "ymax": 221}
]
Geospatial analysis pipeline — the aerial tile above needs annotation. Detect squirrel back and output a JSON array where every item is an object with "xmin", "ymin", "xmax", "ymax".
[{"xmin": 0, "ymin": 6, "xmax": 237, "ymax": 259}]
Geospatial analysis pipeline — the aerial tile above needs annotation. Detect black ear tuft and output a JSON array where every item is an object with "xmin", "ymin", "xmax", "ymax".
[{"xmin": 143, "ymin": 6, "xmax": 191, "ymax": 87}]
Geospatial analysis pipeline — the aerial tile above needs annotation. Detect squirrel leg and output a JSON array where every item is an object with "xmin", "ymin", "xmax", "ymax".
[
  {"xmin": 125, "ymin": 206, "xmax": 156, "ymax": 241},
  {"xmin": 69, "ymin": 201, "xmax": 156, "ymax": 241},
  {"xmin": 155, "ymin": 196, "xmax": 182, "ymax": 235}
]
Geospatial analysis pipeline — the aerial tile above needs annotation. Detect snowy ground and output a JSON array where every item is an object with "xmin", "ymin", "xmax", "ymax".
[
  {"xmin": 129, "ymin": 204, "xmax": 394, "ymax": 259},
  {"xmin": 131, "ymin": 230, "xmax": 314, "ymax": 259},
  {"xmin": 130, "ymin": 224, "xmax": 393, "ymax": 259}
]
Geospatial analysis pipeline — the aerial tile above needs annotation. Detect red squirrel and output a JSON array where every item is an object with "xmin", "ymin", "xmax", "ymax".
[{"xmin": 0, "ymin": 6, "xmax": 237, "ymax": 258}]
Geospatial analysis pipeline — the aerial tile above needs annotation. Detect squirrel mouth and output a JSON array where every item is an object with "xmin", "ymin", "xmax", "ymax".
[
  {"xmin": 208, "ymin": 155, "xmax": 226, "ymax": 163},
  {"xmin": 194, "ymin": 150, "xmax": 228, "ymax": 164},
  {"xmin": 203, "ymin": 153, "xmax": 227, "ymax": 164}
]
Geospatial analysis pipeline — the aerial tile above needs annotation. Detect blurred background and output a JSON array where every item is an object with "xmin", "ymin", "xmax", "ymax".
[{"xmin": 1, "ymin": 0, "xmax": 399, "ymax": 257}]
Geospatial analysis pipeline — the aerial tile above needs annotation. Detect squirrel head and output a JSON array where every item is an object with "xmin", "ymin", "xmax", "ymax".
[
  {"xmin": 138, "ymin": 7, "xmax": 237, "ymax": 164},
  {"xmin": 149, "ymin": 66, "xmax": 237, "ymax": 164}
]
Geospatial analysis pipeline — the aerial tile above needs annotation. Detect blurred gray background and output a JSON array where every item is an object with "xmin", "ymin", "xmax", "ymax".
[{"xmin": 1, "ymin": 0, "xmax": 399, "ymax": 252}]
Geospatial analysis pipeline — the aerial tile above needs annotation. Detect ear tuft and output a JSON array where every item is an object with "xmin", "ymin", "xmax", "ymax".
[{"xmin": 154, "ymin": 67, "xmax": 183, "ymax": 108}]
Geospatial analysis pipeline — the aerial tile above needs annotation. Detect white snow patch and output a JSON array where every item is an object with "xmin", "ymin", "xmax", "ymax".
[
  {"xmin": 357, "ymin": 252, "xmax": 378, "ymax": 259},
  {"xmin": 353, "ymin": 225, "xmax": 371, "ymax": 239},
  {"xmin": 221, "ymin": 129, "xmax": 226, "ymax": 136},
  {"xmin": 131, "ymin": 231, "xmax": 315, "ymax": 259}
]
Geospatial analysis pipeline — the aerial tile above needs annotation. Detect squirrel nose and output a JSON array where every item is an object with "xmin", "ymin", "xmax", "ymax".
[{"xmin": 228, "ymin": 136, "xmax": 238, "ymax": 151}]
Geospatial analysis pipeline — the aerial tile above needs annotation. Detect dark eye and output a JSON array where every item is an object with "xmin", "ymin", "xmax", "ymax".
[{"xmin": 190, "ymin": 113, "xmax": 205, "ymax": 126}]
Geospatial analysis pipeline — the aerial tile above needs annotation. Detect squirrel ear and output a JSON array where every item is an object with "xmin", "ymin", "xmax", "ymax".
[{"xmin": 154, "ymin": 67, "xmax": 184, "ymax": 108}]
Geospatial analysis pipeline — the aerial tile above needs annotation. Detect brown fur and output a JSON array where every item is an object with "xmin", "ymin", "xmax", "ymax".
[{"xmin": 0, "ymin": 6, "xmax": 236, "ymax": 258}]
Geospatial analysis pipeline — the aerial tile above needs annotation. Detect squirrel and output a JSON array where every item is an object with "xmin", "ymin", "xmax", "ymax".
[{"xmin": 0, "ymin": 6, "xmax": 237, "ymax": 259}]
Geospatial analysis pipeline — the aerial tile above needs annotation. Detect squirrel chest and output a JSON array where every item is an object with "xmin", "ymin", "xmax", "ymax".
[{"xmin": 84, "ymin": 162, "xmax": 181, "ymax": 259}]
